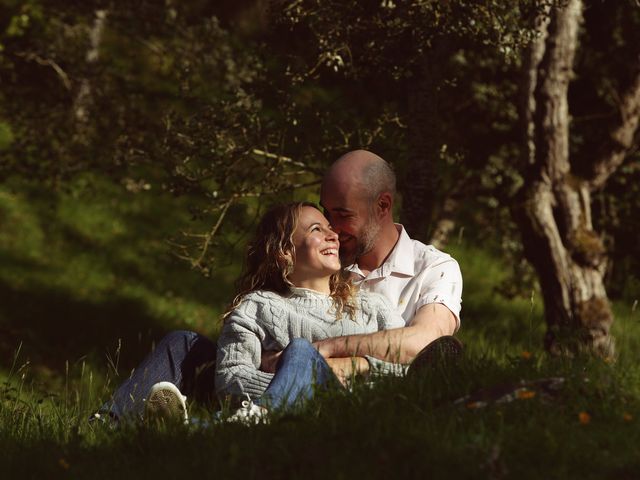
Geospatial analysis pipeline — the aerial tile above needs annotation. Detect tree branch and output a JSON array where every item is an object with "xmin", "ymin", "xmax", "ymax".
[
  {"xmin": 588, "ymin": 66, "xmax": 640, "ymax": 191},
  {"xmin": 14, "ymin": 51, "xmax": 72, "ymax": 90},
  {"xmin": 192, "ymin": 198, "xmax": 234, "ymax": 269}
]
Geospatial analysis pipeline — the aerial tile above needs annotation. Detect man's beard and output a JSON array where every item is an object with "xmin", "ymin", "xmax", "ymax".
[{"xmin": 340, "ymin": 216, "xmax": 381, "ymax": 265}]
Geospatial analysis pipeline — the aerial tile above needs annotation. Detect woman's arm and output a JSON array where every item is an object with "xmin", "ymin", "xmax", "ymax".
[{"xmin": 215, "ymin": 308, "xmax": 275, "ymax": 399}]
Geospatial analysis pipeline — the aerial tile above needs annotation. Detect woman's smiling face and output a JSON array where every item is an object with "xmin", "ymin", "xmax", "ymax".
[{"xmin": 288, "ymin": 206, "xmax": 340, "ymax": 286}]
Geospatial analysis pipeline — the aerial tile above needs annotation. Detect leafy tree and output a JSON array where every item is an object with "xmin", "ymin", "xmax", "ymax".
[{"xmin": 273, "ymin": 0, "xmax": 539, "ymax": 242}]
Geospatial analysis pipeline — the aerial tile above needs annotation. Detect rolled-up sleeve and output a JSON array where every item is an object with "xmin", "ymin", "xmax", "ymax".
[{"xmin": 414, "ymin": 256, "xmax": 463, "ymax": 329}]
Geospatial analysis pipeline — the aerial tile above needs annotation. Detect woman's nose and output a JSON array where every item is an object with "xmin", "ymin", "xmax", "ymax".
[{"xmin": 326, "ymin": 229, "xmax": 339, "ymax": 242}]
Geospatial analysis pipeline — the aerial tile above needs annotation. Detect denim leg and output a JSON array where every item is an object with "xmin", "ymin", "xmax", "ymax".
[
  {"xmin": 258, "ymin": 338, "xmax": 340, "ymax": 411},
  {"xmin": 103, "ymin": 330, "xmax": 217, "ymax": 419}
]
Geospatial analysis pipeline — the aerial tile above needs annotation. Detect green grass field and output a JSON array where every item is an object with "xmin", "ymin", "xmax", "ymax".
[{"xmin": 1, "ymin": 176, "xmax": 639, "ymax": 479}]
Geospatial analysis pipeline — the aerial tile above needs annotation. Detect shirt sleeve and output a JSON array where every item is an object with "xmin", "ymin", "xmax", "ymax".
[
  {"xmin": 215, "ymin": 306, "xmax": 274, "ymax": 399},
  {"xmin": 414, "ymin": 254, "xmax": 463, "ymax": 330}
]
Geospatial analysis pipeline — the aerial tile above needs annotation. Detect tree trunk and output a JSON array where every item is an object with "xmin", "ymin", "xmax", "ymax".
[
  {"xmin": 513, "ymin": 0, "xmax": 615, "ymax": 356},
  {"xmin": 401, "ymin": 40, "xmax": 451, "ymax": 241},
  {"xmin": 73, "ymin": 9, "xmax": 108, "ymax": 141}
]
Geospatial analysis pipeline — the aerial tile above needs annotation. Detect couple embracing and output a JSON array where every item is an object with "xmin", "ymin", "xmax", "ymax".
[{"xmin": 96, "ymin": 150, "xmax": 463, "ymax": 423}]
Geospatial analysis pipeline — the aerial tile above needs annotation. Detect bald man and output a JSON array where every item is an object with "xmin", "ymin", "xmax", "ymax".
[{"xmin": 315, "ymin": 150, "xmax": 463, "ymax": 378}]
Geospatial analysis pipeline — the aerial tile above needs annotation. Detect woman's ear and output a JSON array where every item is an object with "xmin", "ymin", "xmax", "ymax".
[{"xmin": 280, "ymin": 251, "xmax": 294, "ymax": 276}]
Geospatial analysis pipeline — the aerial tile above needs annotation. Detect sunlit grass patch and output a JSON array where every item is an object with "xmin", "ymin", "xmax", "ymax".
[{"xmin": 0, "ymin": 175, "xmax": 230, "ymax": 378}]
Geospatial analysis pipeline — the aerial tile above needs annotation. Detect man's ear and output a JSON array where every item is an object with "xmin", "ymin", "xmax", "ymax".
[{"xmin": 377, "ymin": 192, "xmax": 393, "ymax": 218}]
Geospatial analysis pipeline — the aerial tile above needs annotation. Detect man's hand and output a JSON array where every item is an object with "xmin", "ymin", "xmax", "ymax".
[
  {"xmin": 326, "ymin": 357, "xmax": 369, "ymax": 386},
  {"xmin": 260, "ymin": 350, "xmax": 282, "ymax": 373}
]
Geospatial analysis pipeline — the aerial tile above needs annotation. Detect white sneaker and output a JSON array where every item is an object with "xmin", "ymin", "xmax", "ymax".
[
  {"xmin": 145, "ymin": 381, "xmax": 188, "ymax": 424},
  {"xmin": 227, "ymin": 397, "xmax": 268, "ymax": 425}
]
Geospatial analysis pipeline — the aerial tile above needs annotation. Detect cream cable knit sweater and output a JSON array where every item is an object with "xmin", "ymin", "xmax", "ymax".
[{"xmin": 215, "ymin": 288, "xmax": 406, "ymax": 399}]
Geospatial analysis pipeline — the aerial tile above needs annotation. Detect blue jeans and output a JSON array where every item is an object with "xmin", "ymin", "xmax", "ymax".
[
  {"xmin": 258, "ymin": 338, "xmax": 340, "ymax": 411},
  {"xmin": 101, "ymin": 333, "xmax": 338, "ymax": 419},
  {"xmin": 102, "ymin": 330, "xmax": 217, "ymax": 420}
]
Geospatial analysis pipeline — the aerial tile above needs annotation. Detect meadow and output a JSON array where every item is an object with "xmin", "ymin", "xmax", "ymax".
[{"xmin": 1, "ymin": 175, "xmax": 639, "ymax": 479}]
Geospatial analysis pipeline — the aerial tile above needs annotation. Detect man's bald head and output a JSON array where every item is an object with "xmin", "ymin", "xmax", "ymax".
[
  {"xmin": 322, "ymin": 150, "xmax": 396, "ymax": 202},
  {"xmin": 320, "ymin": 150, "xmax": 396, "ymax": 264}
]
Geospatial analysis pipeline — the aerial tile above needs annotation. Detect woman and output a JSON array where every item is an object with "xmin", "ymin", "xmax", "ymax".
[
  {"xmin": 215, "ymin": 202, "xmax": 405, "ymax": 414},
  {"xmin": 94, "ymin": 202, "xmax": 404, "ymax": 423}
]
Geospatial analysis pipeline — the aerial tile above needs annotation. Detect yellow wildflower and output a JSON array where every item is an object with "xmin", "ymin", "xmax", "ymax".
[
  {"xmin": 623, "ymin": 413, "xmax": 633, "ymax": 422},
  {"xmin": 521, "ymin": 351, "xmax": 532, "ymax": 360},
  {"xmin": 58, "ymin": 458, "xmax": 70, "ymax": 470}
]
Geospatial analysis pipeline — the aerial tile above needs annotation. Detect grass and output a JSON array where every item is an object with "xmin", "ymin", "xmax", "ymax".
[
  {"xmin": 1, "ymin": 176, "xmax": 640, "ymax": 478},
  {"xmin": 0, "ymin": 174, "xmax": 237, "ymax": 380}
]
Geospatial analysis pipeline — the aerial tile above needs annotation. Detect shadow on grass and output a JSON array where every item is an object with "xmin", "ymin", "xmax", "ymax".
[{"xmin": 0, "ymin": 279, "xmax": 171, "ymax": 375}]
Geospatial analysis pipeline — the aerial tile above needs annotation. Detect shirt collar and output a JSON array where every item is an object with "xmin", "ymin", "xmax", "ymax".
[{"xmin": 346, "ymin": 224, "xmax": 415, "ymax": 279}]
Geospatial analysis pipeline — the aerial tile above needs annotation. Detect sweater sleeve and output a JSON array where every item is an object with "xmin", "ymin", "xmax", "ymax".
[
  {"xmin": 374, "ymin": 293, "xmax": 406, "ymax": 331},
  {"xmin": 364, "ymin": 356, "xmax": 409, "ymax": 377},
  {"xmin": 361, "ymin": 292, "xmax": 409, "ymax": 377},
  {"xmin": 215, "ymin": 304, "xmax": 275, "ymax": 399}
]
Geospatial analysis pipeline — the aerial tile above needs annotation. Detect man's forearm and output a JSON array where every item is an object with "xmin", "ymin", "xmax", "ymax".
[
  {"xmin": 315, "ymin": 305, "xmax": 456, "ymax": 364},
  {"xmin": 315, "ymin": 326, "xmax": 422, "ymax": 364}
]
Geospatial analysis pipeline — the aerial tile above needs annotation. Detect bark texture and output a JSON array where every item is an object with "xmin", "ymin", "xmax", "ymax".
[{"xmin": 514, "ymin": 0, "xmax": 640, "ymax": 356}]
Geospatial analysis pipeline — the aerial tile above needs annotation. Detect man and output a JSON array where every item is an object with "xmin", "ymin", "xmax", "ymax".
[{"xmin": 315, "ymin": 150, "xmax": 463, "ymax": 379}]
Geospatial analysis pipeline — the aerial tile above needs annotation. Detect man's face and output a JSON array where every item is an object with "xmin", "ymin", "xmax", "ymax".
[{"xmin": 320, "ymin": 181, "xmax": 380, "ymax": 265}]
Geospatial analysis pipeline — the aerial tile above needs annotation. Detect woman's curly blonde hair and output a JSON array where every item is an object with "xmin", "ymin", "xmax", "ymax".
[{"xmin": 224, "ymin": 202, "xmax": 356, "ymax": 320}]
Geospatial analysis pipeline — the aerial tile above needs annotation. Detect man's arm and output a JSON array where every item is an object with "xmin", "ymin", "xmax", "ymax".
[{"xmin": 314, "ymin": 303, "xmax": 457, "ymax": 364}]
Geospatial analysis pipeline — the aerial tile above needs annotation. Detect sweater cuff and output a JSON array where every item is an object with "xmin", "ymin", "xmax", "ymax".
[
  {"xmin": 243, "ymin": 371, "xmax": 275, "ymax": 398},
  {"xmin": 364, "ymin": 356, "xmax": 408, "ymax": 377}
]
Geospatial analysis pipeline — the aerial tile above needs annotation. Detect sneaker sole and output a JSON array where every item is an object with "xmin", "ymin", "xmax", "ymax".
[{"xmin": 146, "ymin": 382, "xmax": 188, "ymax": 423}]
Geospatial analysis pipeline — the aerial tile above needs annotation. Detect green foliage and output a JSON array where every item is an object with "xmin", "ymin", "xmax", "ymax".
[
  {"xmin": 270, "ymin": 0, "xmax": 542, "ymax": 240},
  {"xmin": 280, "ymin": 0, "xmax": 537, "ymax": 77},
  {"xmin": 0, "ymin": 121, "xmax": 13, "ymax": 150}
]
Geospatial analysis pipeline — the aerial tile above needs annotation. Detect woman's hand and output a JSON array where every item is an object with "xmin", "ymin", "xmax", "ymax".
[
  {"xmin": 313, "ymin": 338, "xmax": 334, "ymax": 359},
  {"xmin": 326, "ymin": 357, "xmax": 369, "ymax": 386},
  {"xmin": 260, "ymin": 350, "xmax": 283, "ymax": 373}
]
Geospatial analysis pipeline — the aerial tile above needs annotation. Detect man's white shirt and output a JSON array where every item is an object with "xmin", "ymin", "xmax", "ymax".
[{"xmin": 346, "ymin": 224, "xmax": 462, "ymax": 328}]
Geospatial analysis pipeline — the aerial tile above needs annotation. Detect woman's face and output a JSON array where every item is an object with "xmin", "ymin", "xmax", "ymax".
[{"xmin": 288, "ymin": 206, "xmax": 340, "ymax": 284}]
